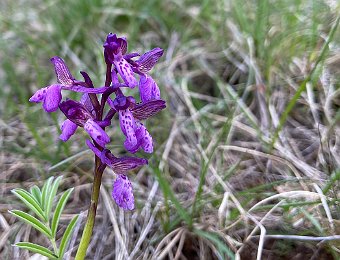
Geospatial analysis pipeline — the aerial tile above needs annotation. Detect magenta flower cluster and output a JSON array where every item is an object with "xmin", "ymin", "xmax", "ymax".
[{"xmin": 29, "ymin": 33, "xmax": 166, "ymax": 210}]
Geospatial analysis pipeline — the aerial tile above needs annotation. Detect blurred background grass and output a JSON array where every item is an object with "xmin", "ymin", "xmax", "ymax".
[{"xmin": 1, "ymin": 0, "xmax": 340, "ymax": 259}]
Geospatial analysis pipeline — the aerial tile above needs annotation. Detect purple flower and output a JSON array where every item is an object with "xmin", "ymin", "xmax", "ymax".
[
  {"xmin": 125, "ymin": 48, "xmax": 163, "ymax": 103},
  {"xmin": 59, "ymin": 100, "xmax": 92, "ymax": 126},
  {"xmin": 110, "ymin": 95, "xmax": 165, "ymax": 154},
  {"xmin": 60, "ymin": 119, "xmax": 78, "ymax": 142},
  {"xmin": 119, "ymin": 109, "xmax": 154, "ymax": 153},
  {"xmin": 104, "ymin": 33, "xmax": 137, "ymax": 88},
  {"xmin": 59, "ymin": 100, "xmax": 110, "ymax": 147},
  {"xmin": 112, "ymin": 175, "xmax": 134, "ymax": 210},
  {"xmin": 130, "ymin": 99, "xmax": 166, "ymax": 120},
  {"xmin": 30, "ymin": 32, "xmax": 166, "ymax": 212},
  {"xmin": 139, "ymin": 74, "xmax": 161, "ymax": 103},
  {"xmin": 29, "ymin": 56, "xmax": 109, "ymax": 112},
  {"xmin": 135, "ymin": 48, "xmax": 164, "ymax": 74},
  {"xmin": 29, "ymin": 84, "xmax": 62, "ymax": 112},
  {"xmin": 86, "ymin": 140, "xmax": 148, "ymax": 210},
  {"xmin": 50, "ymin": 56, "xmax": 75, "ymax": 86},
  {"xmin": 84, "ymin": 119, "xmax": 110, "ymax": 148},
  {"xmin": 86, "ymin": 140, "xmax": 148, "ymax": 173}
]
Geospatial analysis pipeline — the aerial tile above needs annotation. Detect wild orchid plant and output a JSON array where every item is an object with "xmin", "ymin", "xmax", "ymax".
[{"xmin": 11, "ymin": 33, "xmax": 165, "ymax": 259}]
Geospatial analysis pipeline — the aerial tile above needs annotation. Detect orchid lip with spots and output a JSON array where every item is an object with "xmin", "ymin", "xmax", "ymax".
[{"xmin": 30, "ymin": 33, "xmax": 166, "ymax": 211}]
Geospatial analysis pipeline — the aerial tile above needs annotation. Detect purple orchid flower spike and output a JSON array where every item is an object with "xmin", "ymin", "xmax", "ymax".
[
  {"xmin": 104, "ymin": 33, "xmax": 137, "ymax": 88},
  {"xmin": 30, "ymin": 32, "xmax": 166, "ymax": 215},
  {"xmin": 29, "ymin": 57, "xmax": 109, "ymax": 112},
  {"xmin": 59, "ymin": 100, "xmax": 110, "ymax": 147}
]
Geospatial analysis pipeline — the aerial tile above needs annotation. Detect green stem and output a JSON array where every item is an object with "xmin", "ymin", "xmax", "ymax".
[{"xmin": 75, "ymin": 156, "xmax": 103, "ymax": 260}]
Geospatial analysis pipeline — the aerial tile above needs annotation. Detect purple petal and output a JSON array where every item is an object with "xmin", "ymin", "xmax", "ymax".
[
  {"xmin": 111, "ymin": 69, "xmax": 120, "ymax": 85},
  {"xmin": 103, "ymin": 108, "xmax": 117, "ymax": 122},
  {"xmin": 60, "ymin": 119, "xmax": 78, "ymax": 141},
  {"xmin": 112, "ymin": 175, "xmax": 134, "ymax": 210},
  {"xmin": 131, "ymin": 100, "xmax": 166, "ymax": 120},
  {"xmin": 110, "ymin": 156, "xmax": 147, "ymax": 174},
  {"xmin": 80, "ymin": 71, "xmax": 94, "ymax": 88},
  {"xmin": 119, "ymin": 109, "xmax": 137, "ymax": 151},
  {"xmin": 42, "ymin": 84, "xmax": 62, "ymax": 112},
  {"xmin": 139, "ymin": 75, "xmax": 152, "ymax": 103},
  {"xmin": 95, "ymin": 119, "xmax": 111, "ymax": 128},
  {"xmin": 114, "ymin": 58, "xmax": 137, "ymax": 88},
  {"xmin": 66, "ymin": 85, "xmax": 109, "ymax": 93},
  {"xmin": 50, "ymin": 56, "xmax": 75, "ymax": 86},
  {"xmin": 80, "ymin": 94, "xmax": 95, "ymax": 115},
  {"xmin": 136, "ymin": 123, "xmax": 153, "ymax": 153},
  {"xmin": 101, "ymin": 150, "xmax": 148, "ymax": 173},
  {"xmin": 104, "ymin": 33, "xmax": 118, "ymax": 46},
  {"xmin": 124, "ymin": 52, "xmax": 140, "ymax": 60},
  {"xmin": 112, "ymin": 95, "xmax": 134, "ymax": 110},
  {"xmin": 117, "ymin": 37, "xmax": 127, "ymax": 55},
  {"xmin": 86, "ymin": 139, "xmax": 102, "ymax": 158},
  {"xmin": 59, "ymin": 100, "xmax": 92, "ymax": 126},
  {"xmin": 151, "ymin": 80, "xmax": 161, "ymax": 100},
  {"xmin": 29, "ymin": 87, "xmax": 47, "ymax": 103},
  {"xmin": 139, "ymin": 74, "xmax": 160, "ymax": 103},
  {"xmin": 104, "ymin": 34, "xmax": 128, "ymax": 58},
  {"xmin": 136, "ymin": 48, "xmax": 164, "ymax": 73},
  {"xmin": 84, "ymin": 119, "xmax": 110, "ymax": 148}
]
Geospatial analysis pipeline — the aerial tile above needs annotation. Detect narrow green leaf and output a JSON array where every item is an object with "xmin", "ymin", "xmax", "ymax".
[
  {"xmin": 15, "ymin": 242, "xmax": 57, "ymax": 259},
  {"xmin": 11, "ymin": 189, "xmax": 45, "ymax": 221},
  {"xmin": 58, "ymin": 215, "xmax": 79, "ymax": 259},
  {"xmin": 42, "ymin": 177, "xmax": 54, "ymax": 211},
  {"xmin": 51, "ymin": 188, "xmax": 74, "ymax": 237},
  {"xmin": 323, "ymin": 170, "xmax": 340, "ymax": 194},
  {"xmin": 46, "ymin": 176, "xmax": 63, "ymax": 221},
  {"xmin": 194, "ymin": 229, "xmax": 235, "ymax": 260},
  {"xmin": 10, "ymin": 210, "xmax": 52, "ymax": 238},
  {"xmin": 151, "ymin": 167, "xmax": 192, "ymax": 225},
  {"xmin": 300, "ymin": 208, "xmax": 323, "ymax": 233},
  {"xmin": 30, "ymin": 185, "xmax": 42, "ymax": 205},
  {"xmin": 191, "ymin": 116, "xmax": 232, "ymax": 219}
]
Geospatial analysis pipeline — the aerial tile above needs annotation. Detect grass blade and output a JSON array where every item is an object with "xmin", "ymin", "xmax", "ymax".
[
  {"xmin": 11, "ymin": 189, "xmax": 45, "ymax": 221},
  {"xmin": 10, "ymin": 210, "xmax": 52, "ymax": 238},
  {"xmin": 58, "ymin": 214, "xmax": 79, "ymax": 259},
  {"xmin": 254, "ymin": 0, "xmax": 269, "ymax": 60},
  {"xmin": 191, "ymin": 117, "xmax": 232, "ymax": 219},
  {"xmin": 194, "ymin": 229, "xmax": 235, "ymax": 260},
  {"xmin": 15, "ymin": 242, "xmax": 57, "ymax": 259},
  {"xmin": 51, "ymin": 188, "xmax": 74, "ymax": 237},
  {"xmin": 151, "ymin": 167, "xmax": 192, "ymax": 226},
  {"xmin": 271, "ymin": 15, "xmax": 340, "ymax": 147}
]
